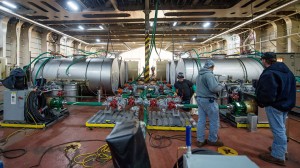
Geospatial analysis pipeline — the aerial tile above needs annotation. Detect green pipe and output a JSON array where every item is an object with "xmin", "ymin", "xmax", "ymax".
[
  {"xmin": 144, "ymin": 106, "xmax": 148, "ymax": 125},
  {"xmin": 295, "ymin": 106, "xmax": 300, "ymax": 109},
  {"xmin": 122, "ymin": 93, "xmax": 132, "ymax": 98},
  {"xmin": 297, "ymin": 90, "xmax": 300, "ymax": 92},
  {"xmin": 23, "ymin": 52, "xmax": 50, "ymax": 71},
  {"xmin": 65, "ymin": 102, "xmax": 103, "ymax": 106},
  {"xmin": 182, "ymin": 104, "xmax": 198, "ymax": 108},
  {"xmin": 218, "ymin": 105, "xmax": 229, "ymax": 109},
  {"xmin": 182, "ymin": 104, "xmax": 228, "ymax": 109}
]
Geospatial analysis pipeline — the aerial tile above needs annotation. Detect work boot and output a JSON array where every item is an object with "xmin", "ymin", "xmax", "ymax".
[
  {"xmin": 196, "ymin": 140, "xmax": 207, "ymax": 148},
  {"xmin": 268, "ymin": 146, "xmax": 288, "ymax": 160},
  {"xmin": 207, "ymin": 139, "xmax": 224, "ymax": 146},
  {"xmin": 259, "ymin": 153, "xmax": 286, "ymax": 166}
]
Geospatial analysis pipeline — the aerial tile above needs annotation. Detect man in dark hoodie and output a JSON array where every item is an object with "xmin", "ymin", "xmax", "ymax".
[
  {"xmin": 195, "ymin": 60, "xmax": 225, "ymax": 147},
  {"xmin": 256, "ymin": 52, "xmax": 296, "ymax": 166},
  {"xmin": 174, "ymin": 72, "xmax": 193, "ymax": 111}
]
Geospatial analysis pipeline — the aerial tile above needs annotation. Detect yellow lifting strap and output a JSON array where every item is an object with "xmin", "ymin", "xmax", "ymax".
[{"xmin": 217, "ymin": 146, "xmax": 238, "ymax": 156}]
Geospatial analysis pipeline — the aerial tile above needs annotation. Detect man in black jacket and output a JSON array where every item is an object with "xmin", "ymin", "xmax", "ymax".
[
  {"xmin": 174, "ymin": 72, "xmax": 193, "ymax": 111},
  {"xmin": 256, "ymin": 52, "xmax": 296, "ymax": 166}
]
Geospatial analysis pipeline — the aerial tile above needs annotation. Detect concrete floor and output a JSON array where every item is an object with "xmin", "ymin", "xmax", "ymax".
[{"xmin": 0, "ymin": 105, "xmax": 300, "ymax": 168}]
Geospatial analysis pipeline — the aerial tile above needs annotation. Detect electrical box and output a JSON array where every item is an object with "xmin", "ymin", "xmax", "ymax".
[
  {"xmin": 183, "ymin": 154, "xmax": 258, "ymax": 168},
  {"xmin": 3, "ymin": 90, "xmax": 29, "ymax": 122}
]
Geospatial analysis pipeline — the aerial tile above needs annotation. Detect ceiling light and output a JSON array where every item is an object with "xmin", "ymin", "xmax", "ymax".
[
  {"xmin": 179, "ymin": 46, "xmax": 182, "ymax": 48},
  {"xmin": 150, "ymin": 22, "xmax": 153, "ymax": 27},
  {"xmin": 2, "ymin": 1, "xmax": 17, "ymax": 9},
  {"xmin": 203, "ymin": 22, "xmax": 210, "ymax": 28},
  {"xmin": 192, "ymin": 37, "xmax": 196, "ymax": 41},
  {"xmin": 173, "ymin": 22, "xmax": 177, "ymax": 27},
  {"xmin": 67, "ymin": 1, "xmax": 79, "ymax": 11},
  {"xmin": 0, "ymin": 5, "xmax": 88, "ymax": 44},
  {"xmin": 96, "ymin": 39, "xmax": 100, "ymax": 42},
  {"xmin": 99, "ymin": 25, "xmax": 104, "ymax": 30},
  {"xmin": 78, "ymin": 25, "xmax": 84, "ymax": 30}
]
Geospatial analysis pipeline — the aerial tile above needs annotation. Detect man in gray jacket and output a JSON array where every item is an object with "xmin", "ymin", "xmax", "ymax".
[{"xmin": 196, "ymin": 59, "xmax": 225, "ymax": 147}]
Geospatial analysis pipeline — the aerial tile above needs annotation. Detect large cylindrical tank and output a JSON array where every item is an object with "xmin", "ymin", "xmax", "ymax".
[
  {"xmin": 170, "ymin": 60, "xmax": 178, "ymax": 85},
  {"xmin": 176, "ymin": 58, "xmax": 263, "ymax": 83},
  {"xmin": 126, "ymin": 61, "xmax": 139, "ymax": 81},
  {"xmin": 166, "ymin": 62, "xmax": 171, "ymax": 83},
  {"xmin": 32, "ymin": 57, "xmax": 119, "ymax": 93},
  {"xmin": 119, "ymin": 60, "xmax": 126, "ymax": 86},
  {"xmin": 156, "ymin": 60, "xmax": 167, "ymax": 81}
]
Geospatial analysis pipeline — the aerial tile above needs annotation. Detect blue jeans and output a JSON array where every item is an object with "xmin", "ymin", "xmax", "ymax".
[
  {"xmin": 196, "ymin": 97, "xmax": 219, "ymax": 142},
  {"xmin": 265, "ymin": 106, "xmax": 288, "ymax": 160}
]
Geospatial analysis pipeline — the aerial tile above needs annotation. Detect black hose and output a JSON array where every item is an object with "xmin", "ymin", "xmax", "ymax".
[
  {"xmin": 0, "ymin": 148, "xmax": 27, "ymax": 159},
  {"xmin": 25, "ymin": 91, "xmax": 57, "ymax": 123}
]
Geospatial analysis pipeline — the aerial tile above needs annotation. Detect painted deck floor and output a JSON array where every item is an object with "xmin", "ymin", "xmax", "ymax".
[{"xmin": 0, "ymin": 105, "xmax": 300, "ymax": 168}]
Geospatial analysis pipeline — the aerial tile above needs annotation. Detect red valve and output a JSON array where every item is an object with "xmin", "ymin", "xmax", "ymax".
[
  {"xmin": 159, "ymin": 85, "xmax": 164, "ymax": 91},
  {"xmin": 57, "ymin": 90, "xmax": 64, "ymax": 97},
  {"xmin": 109, "ymin": 99, "xmax": 118, "ymax": 109},
  {"xmin": 128, "ymin": 97, "xmax": 135, "ymax": 106},
  {"xmin": 128, "ymin": 85, "xmax": 133, "ymax": 90},
  {"xmin": 168, "ymin": 101, "xmax": 176, "ymax": 110},
  {"xmin": 150, "ymin": 99, "xmax": 158, "ymax": 107},
  {"xmin": 230, "ymin": 93, "xmax": 239, "ymax": 101},
  {"xmin": 166, "ymin": 84, "xmax": 172, "ymax": 88}
]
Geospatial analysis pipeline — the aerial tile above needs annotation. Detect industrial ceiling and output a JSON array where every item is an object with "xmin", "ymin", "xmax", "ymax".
[{"xmin": 0, "ymin": 0, "xmax": 299, "ymax": 53}]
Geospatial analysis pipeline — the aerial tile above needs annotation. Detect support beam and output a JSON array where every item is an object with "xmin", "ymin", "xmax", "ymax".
[{"xmin": 144, "ymin": 0, "xmax": 150, "ymax": 83}]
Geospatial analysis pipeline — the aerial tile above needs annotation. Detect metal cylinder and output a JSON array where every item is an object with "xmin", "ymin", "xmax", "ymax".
[
  {"xmin": 32, "ymin": 57, "xmax": 120, "ymax": 93},
  {"xmin": 126, "ymin": 61, "xmax": 139, "ymax": 81},
  {"xmin": 169, "ymin": 60, "xmax": 178, "ymax": 85},
  {"xmin": 64, "ymin": 83, "xmax": 78, "ymax": 102},
  {"xmin": 166, "ymin": 61, "xmax": 171, "ymax": 83},
  {"xmin": 176, "ymin": 58, "xmax": 263, "ymax": 83},
  {"xmin": 119, "ymin": 60, "xmax": 126, "ymax": 86},
  {"xmin": 51, "ymin": 84, "xmax": 63, "ymax": 97},
  {"xmin": 156, "ymin": 60, "xmax": 167, "ymax": 81}
]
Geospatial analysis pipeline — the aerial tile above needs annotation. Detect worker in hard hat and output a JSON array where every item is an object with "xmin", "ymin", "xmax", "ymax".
[
  {"xmin": 195, "ymin": 59, "xmax": 225, "ymax": 148},
  {"xmin": 256, "ymin": 52, "xmax": 296, "ymax": 166},
  {"xmin": 174, "ymin": 72, "xmax": 193, "ymax": 111}
]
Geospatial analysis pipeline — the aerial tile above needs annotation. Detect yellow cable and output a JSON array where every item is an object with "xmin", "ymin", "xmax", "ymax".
[
  {"xmin": 0, "ymin": 128, "xmax": 26, "ymax": 146},
  {"xmin": 73, "ymin": 144, "xmax": 112, "ymax": 167}
]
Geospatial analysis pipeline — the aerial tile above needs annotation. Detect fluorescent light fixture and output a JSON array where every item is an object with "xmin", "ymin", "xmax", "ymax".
[
  {"xmin": 192, "ymin": 37, "xmax": 196, "ymax": 41},
  {"xmin": 99, "ymin": 25, "xmax": 104, "ymax": 30},
  {"xmin": 0, "ymin": 5, "xmax": 88, "ymax": 44},
  {"xmin": 67, "ymin": 1, "xmax": 79, "ymax": 11},
  {"xmin": 78, "ymin": 25, "xmax": 84, "ymax": 30},
  {"xmin": 96, "ymin": 39, "xmax": 100, "ymax": 42},
  {"xmin": 2, "ymin": 1, "xmax": 17, "ymax": 9},
  {"xmin": 201, "ymin": 0, "xmax": 298, "ymax": 44},
  {"xmin": 179, "ymin": 46, "xmax": 182, "ymax": 48},
  {"xmin": 203, "ymin": 22, "xmax": 210, "ymax": 28},
  {"xmin": 150, "ymin": 22, "xmax": 153, "ymax": 27},
  {"xmin": 173, "ymin": 22, "xmax": 177, "ymax": 27}
]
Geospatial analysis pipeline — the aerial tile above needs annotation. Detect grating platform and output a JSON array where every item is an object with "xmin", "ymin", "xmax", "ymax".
[
  {"xmin": 86, "ymin": 110, "xmax": 139, "ymax": 128},
  {"xmin": 147, "ymin": 111, "xmax": 197, "ymax": 131}
]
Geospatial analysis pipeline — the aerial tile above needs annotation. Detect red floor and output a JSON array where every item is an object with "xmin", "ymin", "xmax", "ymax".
[{"xmin": 0, "ymin": 105, "xmax": 300, "ymax": 168}]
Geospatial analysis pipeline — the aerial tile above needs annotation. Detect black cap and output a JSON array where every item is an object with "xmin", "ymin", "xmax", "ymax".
[
  {"xmin": 177, "ymin": 72, "xmax": 184, "ymax": 79},
  {"xmin": 261, "ymin": 52, "xmax": 276, "ymax": 60}
]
